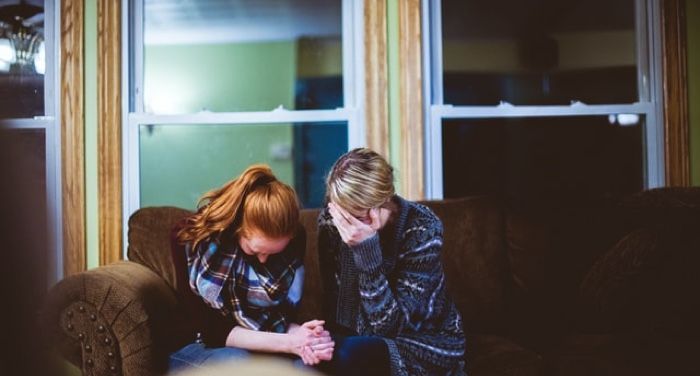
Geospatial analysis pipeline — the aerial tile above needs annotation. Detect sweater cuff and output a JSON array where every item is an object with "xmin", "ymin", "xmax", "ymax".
[{"xmin": 351, "ymin": 234, "xmax": 383, "ymax": 272}]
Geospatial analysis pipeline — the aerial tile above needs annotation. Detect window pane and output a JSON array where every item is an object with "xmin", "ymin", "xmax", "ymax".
[
  {"xmin": 441, "ymin": 0, "xmax": 637, "ymax": 105},
  {"xmin": 142, "ymin": 0, "xmax": 343, "ymax": 114},
  {"xmin": 139, "ymin": 122, "xmax": 347, "ymax": 209},
  {"xmin": 442, "ymin": 115, "xmax": 645, "ymax": 201},
  {"xmin": 0, "ymin": 1, "xmax": 45, "ymax": 118},
  {"xmin": 0, "ymin": 128, "xmax": 47, "ymax": 290}
]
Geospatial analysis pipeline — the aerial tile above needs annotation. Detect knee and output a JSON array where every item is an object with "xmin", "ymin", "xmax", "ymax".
[
  {"xmin": 334, "ymin": 336, "xmax": 388, "ymax": 370},
  {"xmin": 206, "ymin": 346, "xmax": 250, "ymax": 363}
]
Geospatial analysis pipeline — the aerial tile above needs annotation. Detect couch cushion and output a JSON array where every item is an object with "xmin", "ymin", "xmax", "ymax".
[
  {"xmin": 547, "ymin": 334, "xmax": 700, "ymax": 376},
  {"xmin": 504, "ymin": 202, "xmax": 627, "ymax": 343},
  {"xmin": 578, "ymin": 217, "xmax": 700, "ymax": 335},
  {"xmin": 578, "ymin": 227, "xmax": 660, "ymax": 332},
  {"xmin": 422, "ymin": 197, "xmax": 511, "ymax": 333},
  {"xmin": 467, "ymin": 335, "xmax": 543, "ymax": 376},
  {"xmin": 297, "ymin": 208, "xmax": 323, "ymax": 322},
  {"xmin": 128, "ymin": 206, "xmax": 192, "ymax": 290}
]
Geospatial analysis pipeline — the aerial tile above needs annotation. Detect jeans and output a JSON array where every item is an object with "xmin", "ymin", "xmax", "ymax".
[
  {"xmin": 316, "ymin": 335, "xmax": 390, "ymax": 376},
  {"xmin": 169, "ymin": 342, "xmax": 314, "ymax": 374},
  {"xmin": 169, "ymin": 342, "xmax": 251, "ymax": 372}
]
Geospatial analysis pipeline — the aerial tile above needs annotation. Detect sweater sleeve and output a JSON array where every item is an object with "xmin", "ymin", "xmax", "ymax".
[{"xmin": 352, "ymin": 217, "xmax": 447, "ymax": 337}]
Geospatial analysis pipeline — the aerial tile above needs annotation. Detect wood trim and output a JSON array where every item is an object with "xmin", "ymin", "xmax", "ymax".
[
  {"xmin": 98, "ymin": 0, "xmax": 123, "ymax": 265},
  {"xmin": 398, "ymin": 0, "xmax": 424, "ymax": 199},
  {"xmin": 61, "ymin": 0, "xmax": 86, "ymax": 276},
  {"xmin": 364, "ymin": 0, "xmax": 389, "ymax": 157},
  {"xmin": 661, "ymin": 0, "xmax": 691, "ymax": 186}
]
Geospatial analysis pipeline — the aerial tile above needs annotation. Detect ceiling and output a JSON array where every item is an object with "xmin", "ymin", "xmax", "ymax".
[{"xmin": 144, "ymin": 0, "xmax": 342, "ymax": 45}]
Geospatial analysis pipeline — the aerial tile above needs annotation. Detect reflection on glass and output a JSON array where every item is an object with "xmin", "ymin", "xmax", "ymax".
[
  {"xmin": 142, "ymin": 0, "xmax": 343, "ymax": 114},
  {"xmin": 442, "ymin": 116, "xmax": 644, "ymax": 202},
  {"xmin": 0, "ymin": 128, "xmax": 47, "ymax": 290},
  {"xmin": 139, "ymin": 122, "xmax": 347, "ymax": 209},
  {"xmin": 0, "ymin": 0, "xmax": 45, "ymax": 118},
  {"xmin": 441, "ymin": 0, "xmax": 637, "ymax": 105}
]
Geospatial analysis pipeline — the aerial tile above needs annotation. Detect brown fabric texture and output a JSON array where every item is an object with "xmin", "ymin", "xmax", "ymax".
[
  {"xmin": 547, "ymin": 334, "xmax": 700, "ymax": 376},
  {"xmin": 422, "ymin": 197, "xmax": 511, "ymax": 333},
  {"xmin": 297, "ymin": 208, "xmax": 323, "ymax": 323},
  {"xmin": 467, "ymin": 335, "xmax": 543, "ymax": 376},
  {"xmin": 44, "ymin": 261, "xmax": 180, "ymax": 376},
  {"xmin": 578, "ymin": 227, "xmax": 662, "ymax": 332},
  {"xmin": 127, "ymin": 206, "xmax": 193, "ymax": 290}
]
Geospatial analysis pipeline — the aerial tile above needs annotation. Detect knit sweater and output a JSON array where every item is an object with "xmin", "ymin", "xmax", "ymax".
[{"xmin": 318, "ymin": 196, "xmax": 466, "ymax": 375}]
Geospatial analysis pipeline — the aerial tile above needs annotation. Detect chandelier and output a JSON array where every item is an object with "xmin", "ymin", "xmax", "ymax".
[{"xmin": 0, "ymin": 0, "xmax": 43, "ymax": 74}]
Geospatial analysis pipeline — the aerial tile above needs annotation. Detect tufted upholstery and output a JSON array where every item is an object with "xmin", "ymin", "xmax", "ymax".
[{"xmin": 43, "ymin": 188, "xmax": 700, "ymax": 375}]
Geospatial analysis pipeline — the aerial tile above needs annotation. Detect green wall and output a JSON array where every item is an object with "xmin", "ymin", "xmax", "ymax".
[
  {"xmin": 688, "ymin": 0, "xmax": 700, "ymax": 186},
  {"xmin": 139, "ymin": 124, "xmax": 294, "ymax": 209},
  {"xmin": 143, "ymin": 42, "xmax": 295, "ymax": 113},
  {"xmin": 387, "ymin": 0, "xmax": 401, "ymax": 193},
  {"xmin": 85, "ymin": 0, "xmax": 98, "ymax": 269},
  {"xmin": 140, "ymin": 41, "xmax": 297, "ymax": 209}
]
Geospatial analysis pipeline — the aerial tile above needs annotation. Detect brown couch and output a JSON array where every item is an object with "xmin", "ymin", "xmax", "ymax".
[{"xmin": 43, "ymin": 188, "xmax": 700, "ymax": 375}]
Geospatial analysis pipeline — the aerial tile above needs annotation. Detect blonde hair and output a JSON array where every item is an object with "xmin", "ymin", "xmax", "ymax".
[
  {"xmin": 177, "ymin": 164, "xmax": 299, "ymax": 249},
  {"xmin": 326, "ymin": 148, "xmax": 395, "ymax": 212}
]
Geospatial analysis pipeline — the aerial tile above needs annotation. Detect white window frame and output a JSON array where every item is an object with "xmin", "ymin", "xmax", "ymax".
[
  {"xmin": 0, "ymin": 0, "xmax": 62, "ymax": 284},
  {"xmin": 122, "ymin": 0, "xmax": 365, "ymax": 255},
  {"xmin": 422, "ymin": 0, "xmax": 664, "ymax": 199}
]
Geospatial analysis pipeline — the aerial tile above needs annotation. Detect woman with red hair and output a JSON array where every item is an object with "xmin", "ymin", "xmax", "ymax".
[{"xmin": 169, "ymin": 165, "xmax": 333, "ymax": 371}]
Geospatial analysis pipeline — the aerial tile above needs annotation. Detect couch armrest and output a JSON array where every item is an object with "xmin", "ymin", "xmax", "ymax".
[{"xmin": 43, "ymin": 261, "xmax": 181, "ymax": 376}]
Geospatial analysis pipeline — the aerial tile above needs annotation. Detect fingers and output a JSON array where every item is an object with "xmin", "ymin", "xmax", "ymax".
[
  {"xmin": 311, "ymin": 341, "xmax": 335, "ymax": 352},
  {"xmin": 301, "ymin": 319, "xmax": 325, "ymax": 329},
  {"xmin": 369, "ymin": 207, "xmax": 382, "ymax": 231},
  {"xmin": 306, "ymin": 341, "xmax": 335, "ymax": 363},
  {"xmin": 330, "ymin": 202, "xmax": 362, "ymax": 229},
  {"xmin": 328, "ymin": 203, "xmax": 348, "ymax": 226},
  {"xmin": 302, "ymin": 345, "xmax": 320, "ymax": 365},
  {"xmin": 300, "ymin": 346, "xmax": 311, "ymax": 365},
  {"xmin": 315, "ymin": 329, "xmax": 330, "ymax": 337},
  {"xmin": 300, "ymin": 343, "xmax": 316, "ymax": 365},
  {"xmin": 329, "ymin": 202, "xmax": 352, "ymax": 223},
  {"xmin": 314, "ymin": 347, "xmax": 334, "ymax": 361}
]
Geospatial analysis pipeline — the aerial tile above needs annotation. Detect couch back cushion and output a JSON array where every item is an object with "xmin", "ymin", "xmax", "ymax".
[
  {"xmin": 128, "ymin": 206, "xmax": 192, "ymax": 290},
  {"xmin": 504, "ymin": 202, "xmax": 628, "ymax": 339},
  {"xmin": 127, "ymin": 199, "xmax": 513, "ymax": 334},
  {"xmin": 421, "ymin": 197, "xmax": 511, "ymax": 333},
  {"xmin": 297, "ymin": 208, "xmax": 323, "ymax": 322}
]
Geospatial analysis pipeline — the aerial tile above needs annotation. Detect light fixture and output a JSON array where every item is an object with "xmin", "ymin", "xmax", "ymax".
[{"xmin": 0, "ymin": 0, "xmax": 43, "ymax": 74}]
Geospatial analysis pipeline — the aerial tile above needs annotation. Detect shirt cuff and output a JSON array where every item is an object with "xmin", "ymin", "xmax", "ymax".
[{"xmin": 351, "ymin": 234, "xmax": 383, "ymax": 272}]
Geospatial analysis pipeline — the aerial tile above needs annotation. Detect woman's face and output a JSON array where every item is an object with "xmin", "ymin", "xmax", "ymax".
[{"xmin": 238, "ymin": 229, "xmax": 291, "ymax": 264}]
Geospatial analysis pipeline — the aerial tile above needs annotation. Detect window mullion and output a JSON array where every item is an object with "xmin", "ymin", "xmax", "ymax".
[
  {"xmin": 432, "ymin": 103, "xmax": 653, "ymax": 119},
  {"xmin": 129, "ymin": 109, "xmax": 353, "ymax": 126}
]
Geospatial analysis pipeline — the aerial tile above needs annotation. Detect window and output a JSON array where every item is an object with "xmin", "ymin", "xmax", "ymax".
[
  {"xmin": 125, "ymin": 0, "xmax": 364, "ymax": 223},
  {"xmin": 424, "ymin": 0, "xmax": 663, "ymax": 201},
  {"xmin": 0, "ymin": 0, "xmax": 61, "ymax": 283}
]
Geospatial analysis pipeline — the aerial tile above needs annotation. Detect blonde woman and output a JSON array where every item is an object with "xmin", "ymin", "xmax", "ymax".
[
  {"xmin": 317, "ymin": 148, "xmax": 466, "ymax": 375},
  {"xmin": 169, "ymin": 165, "xmax": 333, "ymax": 371}
]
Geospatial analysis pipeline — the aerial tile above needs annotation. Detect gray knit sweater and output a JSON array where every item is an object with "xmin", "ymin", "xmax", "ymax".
[{"xmin": 317, "ymin": 196, "xmax": 466, "ymax": 375}]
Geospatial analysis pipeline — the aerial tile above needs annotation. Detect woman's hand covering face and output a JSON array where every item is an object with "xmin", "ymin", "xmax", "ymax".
[{"xmin": 328, "ymin": 202, "xmax": 385, "ymax": 246}]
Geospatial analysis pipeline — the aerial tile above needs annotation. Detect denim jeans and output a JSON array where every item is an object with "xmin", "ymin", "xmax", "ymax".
[
  {"xmin": 169, "ymin": 342, "xmax": 315, "ymax": 374},
  {"xmin": 315, "ymin": 335, "xmax": 390, "ymax": 376},
  {"xmin": 168, "ymin": 342, "xmax": 251, "ymax": 372}
]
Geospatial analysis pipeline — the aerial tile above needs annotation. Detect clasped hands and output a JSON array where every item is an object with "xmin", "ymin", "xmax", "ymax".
[{"xmin": 288, "ymin": 320, "xmax": 334, "ymax": 365}]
